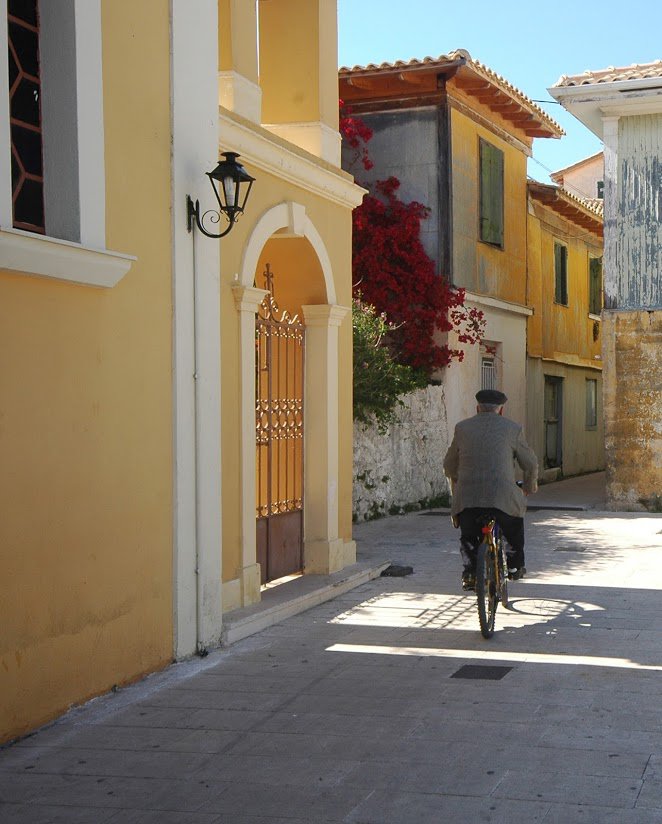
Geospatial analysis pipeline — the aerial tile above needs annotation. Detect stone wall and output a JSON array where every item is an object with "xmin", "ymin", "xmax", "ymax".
[
  {"xmin": 603, "ymin": 309, "xmax": 662, "ymax": 511},
  {"xmin": 353, "ymin": 385, "xmax": 451, "ymax": 521}
]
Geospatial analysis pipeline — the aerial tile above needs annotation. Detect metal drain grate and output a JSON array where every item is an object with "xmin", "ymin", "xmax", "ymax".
[
  {"xmin": 554, "ymin": 546, "xmax": 586, "ymax": 552},
  {"xmin": 451, "ymin": 665, "xmax": 513, "ymax": 680}
]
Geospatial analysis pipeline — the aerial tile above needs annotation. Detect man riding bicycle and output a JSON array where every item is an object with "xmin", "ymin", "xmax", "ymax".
[{"xmin": 443, "ymin": 389, "xmax": 538, "ymax": 591}]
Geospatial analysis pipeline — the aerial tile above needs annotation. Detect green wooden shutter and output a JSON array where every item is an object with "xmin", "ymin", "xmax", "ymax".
[
  {"xmin": 555, "ymin": 243, "xmax": 568, "ymax": 304},
  {"xmin": 479, "ymin": 139, "xmax": 504, "ymax": 247},
  {"xmin": 589, "ymin": 257, "xmax": 602, "ymax": 314}
]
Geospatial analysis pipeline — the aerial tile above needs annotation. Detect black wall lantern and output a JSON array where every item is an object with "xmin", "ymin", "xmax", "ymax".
[{"xmin": 186, "ymin": 152, "xmax": 255, "ymax": 238}]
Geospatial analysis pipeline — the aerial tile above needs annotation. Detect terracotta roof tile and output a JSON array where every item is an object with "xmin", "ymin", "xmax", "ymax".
[
  {"xmin": 554, "ymin": 59, "xmax": 662, "ymax": 87},
  {"xmin": 339, "ymin": 50, "xmax": 466, "ymax": 75}
]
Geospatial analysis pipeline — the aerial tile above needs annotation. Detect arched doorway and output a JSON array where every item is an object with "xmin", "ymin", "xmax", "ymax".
[
  {"xmin": 231, "ymin": 201, "xmax": 351, "ymax": 608},
  {"xmin": 255, "ymin": 264, "xmax": 306, "ymax": 583},
  {"xmin": 253, "ymin": 237, "xmax": 326, "ymax": 584}
]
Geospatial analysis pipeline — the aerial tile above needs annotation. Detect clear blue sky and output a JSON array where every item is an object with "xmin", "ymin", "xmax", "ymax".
[{"xmin": 338, "ymin": 0, "xmax": 662, "ymax": 184}]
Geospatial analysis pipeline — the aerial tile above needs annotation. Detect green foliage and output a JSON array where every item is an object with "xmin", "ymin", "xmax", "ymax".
[{"xmin": 353, "ymin": 300, "xmax": 426, "ymax": 432}]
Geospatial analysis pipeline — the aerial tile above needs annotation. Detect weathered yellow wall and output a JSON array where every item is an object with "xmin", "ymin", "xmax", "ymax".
[
  {"xmin": 0, "ymin": 0, "xmax": 174, "ymax": 743},
  {"xmin": 450, "ymin": 107, "xmax": 528, "ymax": 304},
  {"xmin": 603, "ymin": 310, "xmax": 662, "ymax": 510},
  {"xmin": 527, "ymin": 200, "xmax": 602, "ymax": 366},
  {"xmin": 526, "ymin": 198, "xmax": 605, "ymax": 478},
  {"xmin": 526, "ymin": 211, "xmax": 544, "ymax": 354},
  {"xmin": 219, "ymin": 166, "xmax": 354, "ymax": 589}
]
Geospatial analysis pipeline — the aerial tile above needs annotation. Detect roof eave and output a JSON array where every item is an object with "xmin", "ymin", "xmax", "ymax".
[
  {"xmin": 340, "ymin": 58, "xmax": 563, "ymax": 139},
  {"xmin": 528, "ymin": 182, "xmax": 603, "ymax": 237}
]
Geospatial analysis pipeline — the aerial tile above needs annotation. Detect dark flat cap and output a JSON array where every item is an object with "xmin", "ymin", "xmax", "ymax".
[{"xmin": 476, "ymin": 389, "xmax": 507, "ymax": 405}]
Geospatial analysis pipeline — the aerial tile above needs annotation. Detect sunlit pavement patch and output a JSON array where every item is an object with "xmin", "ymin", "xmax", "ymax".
[{"xmin": 326, "ymin": 642, "xmax": 662, "ymax": 672}]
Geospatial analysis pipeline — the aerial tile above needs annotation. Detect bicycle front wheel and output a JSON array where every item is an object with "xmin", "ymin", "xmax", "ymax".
[{"xmin": 476, "ymin": 541, "xmax": 498, "ymax": 638}]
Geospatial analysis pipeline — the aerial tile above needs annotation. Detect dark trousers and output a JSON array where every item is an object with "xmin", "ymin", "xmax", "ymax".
[{"xmin": 457, "ymin": 507, "xmax": 525, "ymax": 571}]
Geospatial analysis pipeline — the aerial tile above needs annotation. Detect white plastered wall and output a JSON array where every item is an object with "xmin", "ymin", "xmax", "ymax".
[
  {"xmin": 171, "ymin": 0, "xmax": 222, "ymax": 657},
  {"xmin": 444, "ymin": 295, "xmax": 531, "ymax": 440}
]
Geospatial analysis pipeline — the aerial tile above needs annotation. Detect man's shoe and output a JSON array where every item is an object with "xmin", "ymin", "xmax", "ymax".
[
  {"xmin": 508, "ymin": 566, "xmax": 526, "ymax": 581},
  {"xmin": 461, "ymin": 569, "xmax": 476, "ymax": 591}
]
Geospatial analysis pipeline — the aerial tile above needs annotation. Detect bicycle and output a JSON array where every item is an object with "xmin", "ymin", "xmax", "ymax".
[{"xmin": 475, "ymin": 516, "xmax": 510, "ymax": 639}]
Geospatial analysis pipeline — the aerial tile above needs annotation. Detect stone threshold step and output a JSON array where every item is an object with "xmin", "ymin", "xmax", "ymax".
[{"xmin": 221, "ymin": 558, "xmax": 391, "ymax": 646}]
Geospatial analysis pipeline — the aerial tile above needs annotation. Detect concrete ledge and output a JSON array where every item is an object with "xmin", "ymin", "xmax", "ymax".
[
  {"xmin": 221, "ymin": 558, "xmax": 390, "ymax": 646},
  {"xmin": 526, "ymin": 504, "xmax": 587, "ymax": 511}
]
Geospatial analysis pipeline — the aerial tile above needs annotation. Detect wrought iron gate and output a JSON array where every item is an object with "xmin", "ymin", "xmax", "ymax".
[{"xmin": 255, "ymin": 265, "xmax": 305, "ymax": 584}]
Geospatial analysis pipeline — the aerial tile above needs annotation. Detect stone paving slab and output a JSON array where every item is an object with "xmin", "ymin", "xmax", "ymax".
[
  {"xmin": 1, "ymin": 492, "xmax": 662, "ymax": 823},
  {"xmin": 542, "ymin": 805, "xmax": 662, "ymax": 824},
  {"xmin": 345, "ymin": 790, "xmax": 551, "ymax": 823},
  {"xmin": 0, "ymin": 804, "xmax": 122, "ymax": 824}
]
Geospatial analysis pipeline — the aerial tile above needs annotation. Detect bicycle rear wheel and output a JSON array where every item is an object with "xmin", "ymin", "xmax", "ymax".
[{"xmin": 476, "ymin": 541, "xmax": 497, "ymax": 638}]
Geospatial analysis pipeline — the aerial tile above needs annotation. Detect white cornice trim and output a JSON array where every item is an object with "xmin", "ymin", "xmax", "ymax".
[
  {"xmin": 219, "ymin": 108, "xmax": 366, "ymax": 209},
  {"xmin": 551, "ymin": 76, "xmax": 662, "ymax": 101},
  {"xmin": 464, "ymin": 290, "xmax": 533, "ymax": 316},
  {"xmin": 263, "ymin": 121, "xmax": 341, "ymax": 166},
  {"xmin": 600, "ymin": 99, "xmax": 662, "ymax": 117},
  {"xmin": 302, "ymin": 303, "xmax": 350, "ymax": 327},
  {"xmin": 0, "ymin": 227, "xmax": 135, "ymax": 287}
]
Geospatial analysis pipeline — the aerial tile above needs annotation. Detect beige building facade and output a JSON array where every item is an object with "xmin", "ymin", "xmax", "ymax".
[{"xmin": 550, "ymin": 151, "xmax": 604, "ymax": 203}]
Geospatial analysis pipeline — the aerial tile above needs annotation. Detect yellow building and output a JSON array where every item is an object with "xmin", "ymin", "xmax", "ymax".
[
  {"xmin": 526, "ymin": 182, "xmax": 605, "ymax": 479},
  {"xmin": 339, "ymin": 50, "xmax": 563, "ymax": 435},
  {"xmin": 0, "ymin": 0, "xmax": 361, "ymax": 744}
]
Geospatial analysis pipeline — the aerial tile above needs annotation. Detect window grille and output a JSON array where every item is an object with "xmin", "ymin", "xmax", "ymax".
[
  {"xmin": 481, "ymin": 358, "xmax": 497, "ymax": 391},
  {"xmin": 8, "ymin": 0, "xmax": 45, "ymax": 233}
]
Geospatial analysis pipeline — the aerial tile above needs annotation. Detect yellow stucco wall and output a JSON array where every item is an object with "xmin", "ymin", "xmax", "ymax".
[
  {"xmin": 218, "ymin": 0, "xmax": 258, "ymax": 82},
  {"xmin": 219, "ymin": 165, "xmax": 355, "ymax": 590},
  {"xmin": 526, "ymin": 198, "xmax": 605, "ymax": 477},
  {"xmin": 450, "ymin": 107, "xmax": 528, "ymax": 305},
  {"xmin": 0, "ymin": 0, "xmax": 174, "ymax": 743},
  {"xmin": 258, "ymin": 0, "xmax": 338, "ymax": 134}
]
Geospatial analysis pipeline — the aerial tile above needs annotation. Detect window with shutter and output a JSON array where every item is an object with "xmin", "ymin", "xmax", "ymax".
[
  {"xmin": 589, "ymin": 256, "xmax": 602, "ymax": 315},
  {"xmin": 554, "ymin": 242, "xmax": 568, "ymax": 305},
  {"xmin": 585, "ymin": 379, "xmax": 598, "ymax": 429},
  {"xmin": 479, "ymin": 138, "xmax": 504, "ymax": 248}
]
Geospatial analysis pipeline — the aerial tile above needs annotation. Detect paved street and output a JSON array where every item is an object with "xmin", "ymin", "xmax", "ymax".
[{"xmin": 2, "ymin": 473, "xmax": 662, "ymax": 823}]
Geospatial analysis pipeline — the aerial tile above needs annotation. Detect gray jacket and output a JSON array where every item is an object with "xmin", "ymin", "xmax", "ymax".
[{"xmin": 443, "ymin": 413, "xmax": 538, "ymax": 518}]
